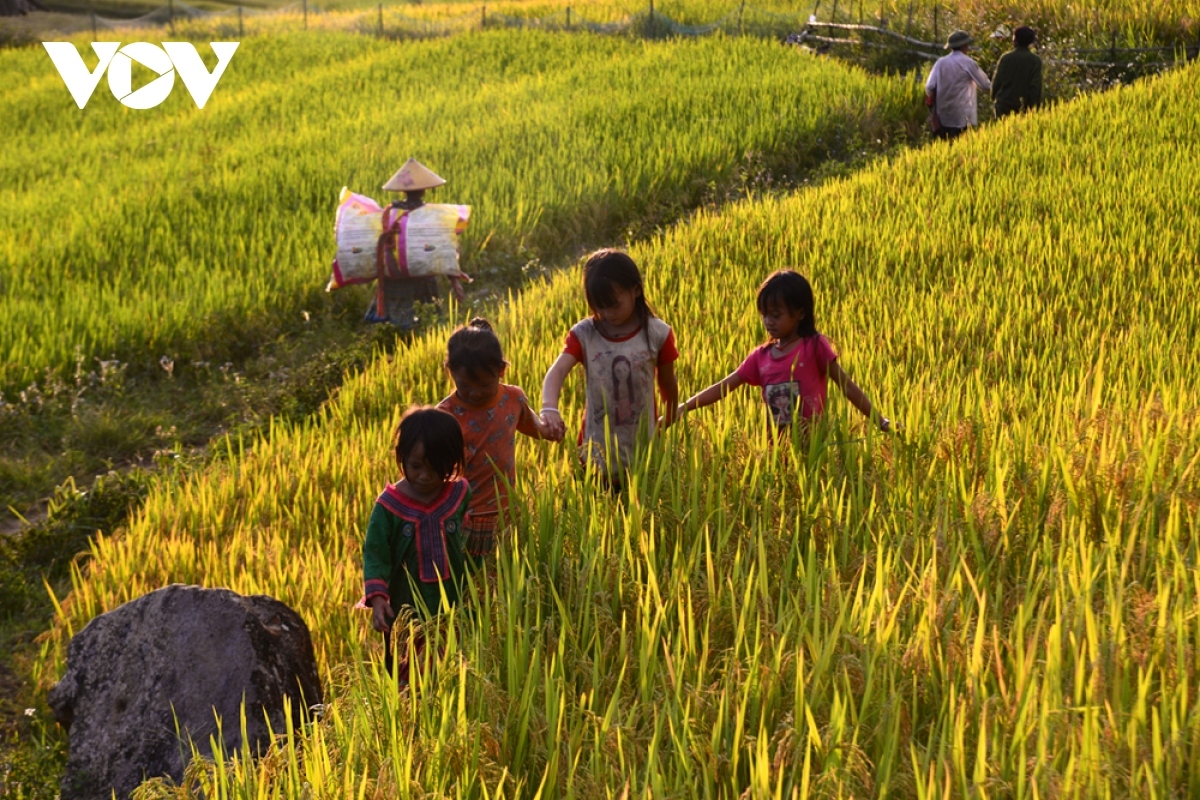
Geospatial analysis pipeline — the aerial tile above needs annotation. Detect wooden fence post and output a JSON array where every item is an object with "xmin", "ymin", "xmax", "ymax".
[
  {"xmin": 878, "ymin": 0, "xmax": 884, "ymax": 29},
  {"xmin": 830, "ymin": 0, "xmax": 837, "ymax": 24}
]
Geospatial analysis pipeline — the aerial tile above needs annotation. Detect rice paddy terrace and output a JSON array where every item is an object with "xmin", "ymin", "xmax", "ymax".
[{"xmin": 25, "ymin": 46, "xmax": 1200, "ymax": 797}]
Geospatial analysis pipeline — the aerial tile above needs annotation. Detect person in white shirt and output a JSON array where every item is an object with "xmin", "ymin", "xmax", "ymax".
[{"xmin": 924, "ymin": 30, "xmax": 992, "ymax": 140}]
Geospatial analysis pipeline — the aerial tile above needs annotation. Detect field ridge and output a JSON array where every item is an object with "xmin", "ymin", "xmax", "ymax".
[{"xmin": 28, "ymin": 58, "xmax": 1200, "ymax": 797}]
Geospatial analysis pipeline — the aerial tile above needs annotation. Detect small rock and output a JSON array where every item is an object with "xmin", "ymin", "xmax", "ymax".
[{"xmin": 48, "ymin": 584, "xmax": 322, "ymax": 800}]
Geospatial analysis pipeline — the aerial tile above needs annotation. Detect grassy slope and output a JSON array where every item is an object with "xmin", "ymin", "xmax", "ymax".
[
  {"xmin": 21, "ymin": 0, "xmax": 1200, "ymax": 36},
  {"xmin": 0, "ymin": 30, "xmax": 919, "ymax": 396},
  {"xmin": 34, "ymin": 60, "xmax": 1200, "ymax": 797}
]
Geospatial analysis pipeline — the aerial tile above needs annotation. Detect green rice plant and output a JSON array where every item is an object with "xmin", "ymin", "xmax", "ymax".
[
  {"xmin": 1, "ymin": 30, "xmax": 920, "ymax": 395},
  {"xmin": 33, "ymin": 55, "xmax": 1200, "ymax": 798},
  {"xmin": 24, "ymin": 0, "xmax": 1200, "ymax": 40},
  {"xmin": 863, "ymin": 0, "xmax": 1199, "ymax": 43}
]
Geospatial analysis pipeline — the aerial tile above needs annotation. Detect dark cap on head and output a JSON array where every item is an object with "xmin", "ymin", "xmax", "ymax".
[{"xmin": 945, "ymin": 29, "xmax": 973, "ymax": 50}]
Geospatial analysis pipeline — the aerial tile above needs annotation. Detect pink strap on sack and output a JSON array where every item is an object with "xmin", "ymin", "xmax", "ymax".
[{"xmin": 375, "ymin": 206, "xmax": 411, "ymax": 281}]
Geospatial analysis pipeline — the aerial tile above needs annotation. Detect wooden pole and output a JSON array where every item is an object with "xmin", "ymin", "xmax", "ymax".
[{"xmin": 830, "ymin": 0, "xmax": 837, "ymax": 23}]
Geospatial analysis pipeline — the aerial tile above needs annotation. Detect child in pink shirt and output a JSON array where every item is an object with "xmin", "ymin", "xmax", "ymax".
[{"xmin": 675, "ymin": 270, "xmax": 890, "ymax": 433}]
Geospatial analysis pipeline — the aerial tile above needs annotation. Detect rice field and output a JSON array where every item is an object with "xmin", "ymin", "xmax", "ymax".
[
  {"xmin": 33, "ymin": 54, "xmax": 1200, "ymax": 798},
  {"xmin": 0, "ymin": 30, "xmax": 921, "ymax": 396},
  {"xmin": 20, "ymin": 0, "xmax": 1200, "ymax": 38}
]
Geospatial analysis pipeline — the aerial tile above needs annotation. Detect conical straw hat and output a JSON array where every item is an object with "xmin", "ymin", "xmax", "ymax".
[{"xmin": 382, "ymin": 158, "xmax": 446, "ymax": 192}]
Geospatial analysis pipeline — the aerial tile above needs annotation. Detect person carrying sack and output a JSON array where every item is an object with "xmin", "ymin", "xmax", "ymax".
[{"xmin": 924, "ymin": 30, "xmax": 992, "ymax": 141}]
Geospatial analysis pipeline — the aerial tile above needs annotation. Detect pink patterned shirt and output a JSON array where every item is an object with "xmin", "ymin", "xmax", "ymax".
[{"xmin": 735, "ymin": 335, "xmax": 837, "ymax": 426}]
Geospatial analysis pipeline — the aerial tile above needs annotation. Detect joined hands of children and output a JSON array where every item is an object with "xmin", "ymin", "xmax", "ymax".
[{"xmin": 540, "ymin": 408, "xmax": 567, "ymax": 442}]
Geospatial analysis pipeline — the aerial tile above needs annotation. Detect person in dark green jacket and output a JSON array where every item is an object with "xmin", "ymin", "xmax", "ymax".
[
  {"xmin": 992, "ymin": 26, "xmax": 1043, "ymax": 118},
  {"xmin": 361, "ymin": 406, "xmax": 472, "ymax": 681}
]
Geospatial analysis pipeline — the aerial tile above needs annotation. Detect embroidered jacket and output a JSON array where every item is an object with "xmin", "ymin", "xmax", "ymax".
[{"xmin": 361, "ymin": 479, "xmax": 471, "ymax": 618}]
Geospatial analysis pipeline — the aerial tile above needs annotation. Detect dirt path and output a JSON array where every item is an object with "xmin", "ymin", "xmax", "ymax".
[{"xmin": 0, "ymin": 505, "xmax": 48, "ymax": 538}]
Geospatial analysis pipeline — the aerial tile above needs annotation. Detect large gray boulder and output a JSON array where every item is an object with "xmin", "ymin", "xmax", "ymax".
[{"xmin": 48, "ymin": 584, "xmax": 323, "ymax": 800}]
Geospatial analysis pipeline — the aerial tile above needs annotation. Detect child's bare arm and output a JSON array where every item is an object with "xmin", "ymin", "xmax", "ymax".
[
  {"xmin": 517, "ymin": 399, "xmax": 551, "ymax": 440},
  {"xmin": 828, "ymin": 361, "xmax": 890, "ymax": 431},
  {"xmin": 540, "ymin": 353, "xmax": 578, "ymax": 441},
  {"xmin": 678, "ymin": 372, "xmax": 745, "ymax": 418},
  {"xmin": 656, "ymin": 361, "xmax": 680, "ymax": 428}
]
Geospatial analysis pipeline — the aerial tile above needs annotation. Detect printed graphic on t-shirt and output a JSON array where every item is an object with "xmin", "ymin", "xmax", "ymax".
[
  {"xmin": 588, "ymin": 348, "xmax": 651, "ymax": 431},
  {"xmin": 611, "ymin": 355, "xmax": 637, "ymax": 425},
  {"xmin": 765, "ymin": 382, "xmax": 800, "ymax": 426},
  {"xmin": 568, "ymin": 317, "xmax": 674, "ymax": 478}
]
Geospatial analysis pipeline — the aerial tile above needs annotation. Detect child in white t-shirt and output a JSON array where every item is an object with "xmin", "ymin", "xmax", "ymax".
[{"xmin": 540, "ymin": 249, "xmax": 680, "ymax": 483}]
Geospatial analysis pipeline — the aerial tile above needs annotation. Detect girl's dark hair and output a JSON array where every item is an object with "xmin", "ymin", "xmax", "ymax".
[
  {"xmin": 446, "ymin": 317, "xmax": 506, "ymax": 379},
  {"xmin": 392, "ymin": 406, "xmax": 464, "ymax": 480},
  {"xmin": 583, "ymin": 249, "xmax": 655, "ymax": 329},
  {"xmin": 756, "ymin": 270, "xmax": 817, "ymax": 338}
]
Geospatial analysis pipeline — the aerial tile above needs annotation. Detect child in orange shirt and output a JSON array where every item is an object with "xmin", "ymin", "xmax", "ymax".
[{"xmin": 437, "ymin": 318, "xmax": 552, "ymax": 564}]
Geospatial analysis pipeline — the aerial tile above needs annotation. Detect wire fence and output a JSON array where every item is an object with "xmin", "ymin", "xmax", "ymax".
[
  {"xmin": 58, "ymin": 1, "xmax": 819, "ymax": 40},
  {"xmin": 13, "ymin": 0, "xmax": 1199, "ymax": 85},
  {"xmin": 5, "ymin": 1, "xmax": 790, "ymax": 43},
  {"xmin": 792, "ymin": 19, "xmax": 1196, "ymax": 69}
]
